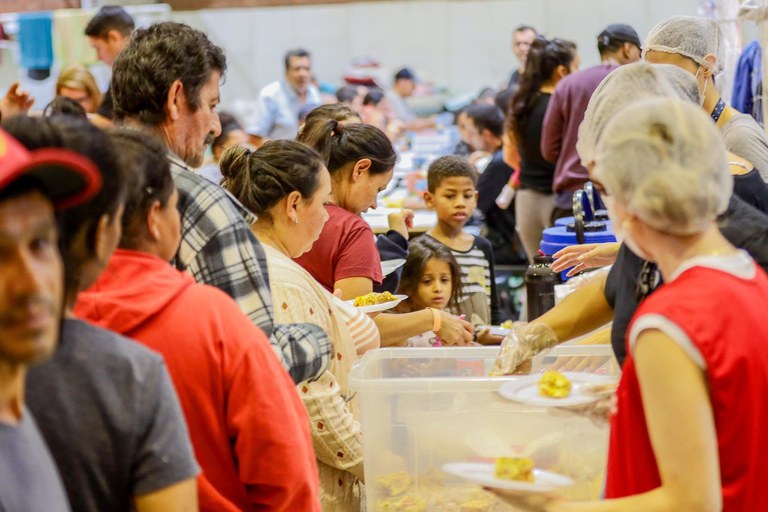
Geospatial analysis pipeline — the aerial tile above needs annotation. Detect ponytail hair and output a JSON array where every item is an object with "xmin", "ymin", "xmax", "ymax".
[
  {"xmin": 220, "ymin": 140, "xmax": 325, "ymax": 222},
  {"xmin": 297, "ymin": 118, "xmax": 396, "ymax": 176},
  {"xmin": 300, "ymin": 102, "xmax": 360, "ymax": 137},
  {"xmin": 510, "ymin": 36, "xmax": 577, "ymax": 141}
]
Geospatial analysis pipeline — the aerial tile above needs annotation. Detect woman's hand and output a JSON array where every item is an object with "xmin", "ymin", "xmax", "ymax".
[
  {"xmin": 551, "ymin": 242, "xmax": 621, "ymax": 276},
  {"xmin": 437, "ymin": 311, "xmax": 474, "ymax": 345},
  {"xmin": 387, "ymin": 209, "xmax": 414, "ymax": 240}
]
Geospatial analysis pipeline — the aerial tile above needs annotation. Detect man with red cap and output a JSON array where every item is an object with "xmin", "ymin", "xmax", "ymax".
[{"xmin": 0, "ymin": 128, "xmax": 100, "ymax": 511}]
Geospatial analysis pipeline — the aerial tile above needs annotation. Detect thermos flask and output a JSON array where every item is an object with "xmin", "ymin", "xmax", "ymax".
[{"xmin": 525, "ymin": 255, "xmax": 558, "ymax": 320}]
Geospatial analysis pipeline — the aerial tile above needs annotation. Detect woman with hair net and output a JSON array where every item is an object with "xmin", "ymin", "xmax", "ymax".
[
  {"xmin": 493, "ymin": 98, "xmax": 768, "ymax": 512},
  {"xmin": 644, "ymin": 15, "xmax": 768, "ymax": 182},
  {"xmin": 492, "ymin": 61, "xmax": 768, "ymax": 371}
]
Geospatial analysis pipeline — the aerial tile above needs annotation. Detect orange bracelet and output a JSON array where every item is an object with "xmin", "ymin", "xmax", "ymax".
[{"xmin": 428, "ymin": 307, "xmax": 441, "ymax": 333}]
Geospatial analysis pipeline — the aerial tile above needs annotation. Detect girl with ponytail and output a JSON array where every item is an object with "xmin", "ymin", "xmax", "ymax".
[
  {"xmin": 296, "ymin": 117, "xmax": 475, "ymax": 348},
  {"xmin": 508, "ymin": 36, "xmax": 579, "ymax": 261}
]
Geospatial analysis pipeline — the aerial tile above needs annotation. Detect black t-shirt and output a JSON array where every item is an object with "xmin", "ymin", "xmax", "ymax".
[
  {"xmin": 733, "ymin": 167, "xmax": 768, "ymax": 215},
  {"xmin": 97, "ymin": 83, "xmax": 114, "ymax": 119},
  {"xmin": 477, "ymin": 149, "xmax": 514, "ymax": 217},
  {"xmin": 507, "ymin": 69, "xmax": 522, "ymax": 92},
  {"xmin": 604, "ymin": 194, "xmax": 768, "ymax": 366},
  {"xmin": 476, "ymin": 149, "xmax": 525, "ymax": 264},
  {"xmin": 518, "ymin": 93, "xmax": 555, "ymax": 193},
  {"xmin": 26, "ymin": 319, "xmax": 199, "ymax": 512}
]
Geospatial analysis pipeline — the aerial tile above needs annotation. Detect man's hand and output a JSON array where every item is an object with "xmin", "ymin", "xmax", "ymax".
[{"xmin": 0, "ymin": 82, "xmax": 34, "ymax": 120}]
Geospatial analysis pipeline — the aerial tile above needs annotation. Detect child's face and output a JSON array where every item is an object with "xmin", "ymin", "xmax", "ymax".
[
  {"xmin": 425, "ymin": 176, "xmax": 478, "ymax": 229},
  {"xmin": 414, "ymin": 258, "xmax": 453, "ymax": 310}
]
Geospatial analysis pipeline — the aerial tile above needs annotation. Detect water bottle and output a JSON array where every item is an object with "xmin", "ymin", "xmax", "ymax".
[{"xmin": 525, "ymin": 255, "xmax": 557, "ymax": 320}]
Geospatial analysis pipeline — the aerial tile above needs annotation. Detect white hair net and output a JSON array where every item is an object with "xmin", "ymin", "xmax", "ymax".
[
  {"xmin": 643, "ymin": 16, "xmax": 724, "ymax": 73},
  {"xmin": 593, "ymin": 98, "xmax": 732, "ymax": 236},
  {"xmin": 577, "ymin": 61, "xmax": 698, "ymax": 166}
]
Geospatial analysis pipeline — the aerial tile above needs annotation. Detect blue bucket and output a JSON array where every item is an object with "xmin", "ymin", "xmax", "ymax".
[{"xmin": 540, "ymin": 225, "xmax": 617, "ymax": 281}]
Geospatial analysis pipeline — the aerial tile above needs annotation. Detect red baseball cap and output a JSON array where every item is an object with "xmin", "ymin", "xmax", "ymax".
[{"xmin": 0, "ymin": 128, "xmax": 101, "ymax": 209}]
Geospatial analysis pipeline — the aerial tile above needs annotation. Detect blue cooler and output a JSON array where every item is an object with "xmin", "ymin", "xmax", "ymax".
[{"xmin": 541, "ymin": 187, "xmax": 617, "ymax": 280}]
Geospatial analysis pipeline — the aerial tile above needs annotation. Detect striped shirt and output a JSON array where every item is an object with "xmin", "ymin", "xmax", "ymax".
[{"xmin": 426, "ymin": 234, "xmax": 502, "ymax": 326}]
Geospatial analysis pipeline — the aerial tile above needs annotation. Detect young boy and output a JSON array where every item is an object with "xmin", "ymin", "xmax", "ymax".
[{"xmin": 424, "ymin": 155, "xmax": 506, "ymax": 343}]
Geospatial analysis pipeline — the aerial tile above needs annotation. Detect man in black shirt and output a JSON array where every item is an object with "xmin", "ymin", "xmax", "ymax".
[{"xmin": 84, "ymin": 6, "xmax": 135, "ymax": 121}]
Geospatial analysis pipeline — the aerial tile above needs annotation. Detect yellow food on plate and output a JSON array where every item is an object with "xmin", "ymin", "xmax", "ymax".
[
  {"xmin": 354, "ymin": 291, "xmax": 396, "ymax": 307},
  {"xmin": 494, "ymin": 457, "xmax": 535, "ymax": 482},
  {"xmin": 538, "ymin": 370, "xmax": 572, "ymax": 398},
  {"xmin": 500, "ymin": 320, "xmax": 514, "ymax": 329}
]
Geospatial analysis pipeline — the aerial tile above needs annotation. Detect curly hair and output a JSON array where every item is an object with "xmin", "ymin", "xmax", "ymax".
[{"xmin": 111, "ymin": 22, "xmax": 226, "ymax": 126}]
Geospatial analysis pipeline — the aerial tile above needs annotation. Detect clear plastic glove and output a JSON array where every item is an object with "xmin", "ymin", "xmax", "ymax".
[
  {"xmin": 551, "ymin": 242, "xmax": 621, "ymax": 276},
  {"xmin": 490, "ymin": 323, "xmax": 559, "ymax": 376},
  {"xmin": 387, "ymin": 209, "xmax": 414, "ymax": 240}
]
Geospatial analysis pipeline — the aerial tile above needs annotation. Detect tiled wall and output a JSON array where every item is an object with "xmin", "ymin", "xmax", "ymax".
[{"xmin": 172, "ymin": 0, "xmax": 699, "ymax": 109}]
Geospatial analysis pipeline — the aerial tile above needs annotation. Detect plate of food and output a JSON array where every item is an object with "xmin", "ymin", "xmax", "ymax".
[
  {"xmin": 381, "ymin": 258, "xmax": 406, "ymax": 277},
  {"xmin": 347, "ymin": 291, "xmax": 407, "ymax": 314},
  {"xmin": 477, "ymin": 320, "xmax": 514, "ymax": 337},
  {"xmin": 479, "ymin": 325, "xmax": 512, "ymax": 337},
  {"xmin": 497, "ymin": 371, "xmax": 617, "ymax": 408},
  {"xmin": 443, "ymin": 457, "xmax": 573, "ymax": 492}
]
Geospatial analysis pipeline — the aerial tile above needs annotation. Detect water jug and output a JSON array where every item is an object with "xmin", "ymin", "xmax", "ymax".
[{"xmin": 525, "ymin": 255, "xmax": 558, "ymax": 320}]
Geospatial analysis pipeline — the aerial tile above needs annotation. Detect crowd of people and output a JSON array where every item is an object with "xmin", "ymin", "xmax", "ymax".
[{"xmin": 1, "ymin": 5, "xmax": 768, "ymax": 512}]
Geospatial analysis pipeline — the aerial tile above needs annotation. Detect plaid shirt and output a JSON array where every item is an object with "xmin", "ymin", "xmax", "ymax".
[{"xmin": 168, "ymin": 154, "xmax": 330, "ymax": 383}]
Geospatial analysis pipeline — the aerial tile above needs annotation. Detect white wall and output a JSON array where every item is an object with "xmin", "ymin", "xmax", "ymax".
[
  {"xmin": 0, "ymin": 0, "xmax": 702, "ymax": 110},
  {"xmin": 172, "ymin": 0, "xmax": 700, "ymax": 110}
]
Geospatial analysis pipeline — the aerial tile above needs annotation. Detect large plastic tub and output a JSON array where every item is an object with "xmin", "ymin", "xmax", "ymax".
[{"xmin": 349, "ymin": 345, "xmax": 618, "ymax": 511}]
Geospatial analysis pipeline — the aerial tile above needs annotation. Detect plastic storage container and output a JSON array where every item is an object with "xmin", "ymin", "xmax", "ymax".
[{"xmin": 350, "ymin": 345, "xmax": 618, "ymax": 511}]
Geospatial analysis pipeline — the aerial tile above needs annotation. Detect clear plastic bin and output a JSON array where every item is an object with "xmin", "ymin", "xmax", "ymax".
[{"xmin": 349, "ymin": 345, "xmax": 618, "ymax": 511}]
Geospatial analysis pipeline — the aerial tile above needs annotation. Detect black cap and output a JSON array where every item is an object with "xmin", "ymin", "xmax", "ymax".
[
  {"xmin": 598, "ymin": 24, "xmax": 641, "ymax": 48},
  {"xmin": 394, "ymin": 67, "xmax": 416, "ymax": 81}
]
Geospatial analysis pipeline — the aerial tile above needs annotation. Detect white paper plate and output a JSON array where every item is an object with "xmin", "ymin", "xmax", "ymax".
[
  {"xmin": 478, "ymin": 325, "xmax": 512, "ymax": 337},
  {"xmin": 442, "ymin": 462, "xmax": 573, "ymax": 492},
  {"xmin": 497, "ymin": 372, "xmax": 616, "ymax": 408},
  {"xmin": 381, "ymin": 259, "xmax": 406, "ymax": 277},
  {"xmin": 346, "ymin": 294, "xmax": 407, "ymax": 314}
]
